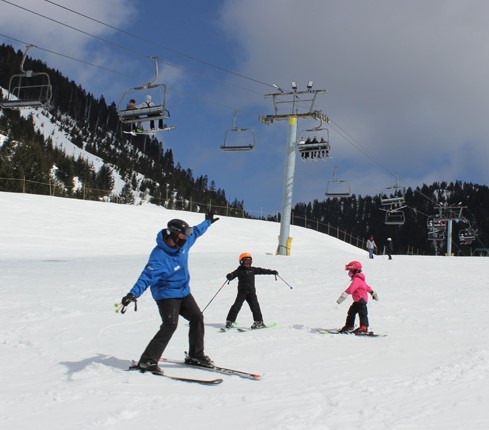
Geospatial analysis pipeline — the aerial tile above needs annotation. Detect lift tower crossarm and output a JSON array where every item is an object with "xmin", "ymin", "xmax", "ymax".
[{"xmin": 259, "ymin": 111, "xmax": 329, "ymax": 125}]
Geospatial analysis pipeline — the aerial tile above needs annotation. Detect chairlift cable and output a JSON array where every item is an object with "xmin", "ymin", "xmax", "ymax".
[
  {"xmin": 0, "ymin": 32, "xmax": 244, "ymax": 120},
  {"xmin": 1, "ymin": 1, "xmax": 265, "ymax": 100},
  {"xmin": 41, "ymin": 0, "xmax": 277, "ymax": 91},
  {"xmin": 0, "ymin": 32, "xmax": 129, "ymax": 77},
  {"xmin": 329, "ymin": 118, "xmax": 439, "ymax": 206},
  {"xmin": 1, "ymin": 0, "xmax": 151, "ymax": 59}
]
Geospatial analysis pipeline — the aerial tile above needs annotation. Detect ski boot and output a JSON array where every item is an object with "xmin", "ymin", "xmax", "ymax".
[
  {"xmin": 184, "ymin": 353, "xmax": 214, "ymax": 368},
  {"xmin": 251, "ymin": 321, "xmax": 266, "ymax": 329},
  {"xmin": 137, "ymin": 360, "xmax": 163, "ymax": 375},
  {"xmin": 339, "ymin": 325, "xmax": 354, "ymax": 334},
  {"xmin": 353, "ymin": 325, "xmax": 368, "ymax": 334}
]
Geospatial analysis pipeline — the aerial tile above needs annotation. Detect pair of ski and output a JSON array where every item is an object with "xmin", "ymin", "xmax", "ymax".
[
  {"xmin": 128, "ymin": 355, "xmax": 261, "ymax": 385},
  {"xmin": 220, "ymin": 322, "xmax": 277, "ymax": 333},
  {"xmin": 313, "ymin": 328, "xmax": 386, "ymax": 337}
]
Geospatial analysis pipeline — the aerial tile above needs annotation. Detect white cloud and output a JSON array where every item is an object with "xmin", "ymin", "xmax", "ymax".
[
  {"xmin": 218, "ymin": 0, "xmax": 489, "ymax": 199},
  {"xmin": 0, "ymin": 0, "xmax": 136, "ymax": 98}
]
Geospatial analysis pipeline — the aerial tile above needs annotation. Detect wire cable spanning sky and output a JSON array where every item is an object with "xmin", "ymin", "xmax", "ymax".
[{"xmin": 1, "ymin": 0, "xmax": 489, "ymax": 216}]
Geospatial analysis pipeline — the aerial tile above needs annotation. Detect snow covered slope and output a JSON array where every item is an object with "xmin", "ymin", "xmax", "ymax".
[{"xmin": 1, "ymin": 191, "xmax": 488, "ymax": 430}]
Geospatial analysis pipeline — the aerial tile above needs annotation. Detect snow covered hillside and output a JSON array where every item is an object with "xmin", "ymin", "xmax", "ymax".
[{"xmin": 1, "ymin": 191, "xmax": 488, "ymax": 430}]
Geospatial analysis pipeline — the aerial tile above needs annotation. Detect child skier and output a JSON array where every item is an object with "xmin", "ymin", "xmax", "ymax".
[
  {"xmin": 224, "ymin": 252, "xmax": 278, "ymax": 330},
  {"xmin": 336, "ymin": 260, "xmax": 378, "ymax": 334}
]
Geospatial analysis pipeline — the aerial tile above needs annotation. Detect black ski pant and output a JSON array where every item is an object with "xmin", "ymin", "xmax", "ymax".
[
  {"xmin": 139, "ymin": 294, "xmax": 204, "ymax": 364},
  {"xmin": 345, "ymin": 299, "xmax": 369, "ymax": 328},
  {"xmin": 226, "ymin": 289, "xmax": 263, "ymax": 323}
]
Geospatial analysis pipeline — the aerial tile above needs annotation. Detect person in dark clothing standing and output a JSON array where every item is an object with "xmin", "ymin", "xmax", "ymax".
[
  {"xmin": 224, "ymin": 253, "xmax": 278, "ymax": 330},
  {"xmin": 119, "ymin": 213, "xmax": 219, "ymax": 374},
  {"xmin": 386, "ymin": 237, "xmax": 393, "ymax": 260}
]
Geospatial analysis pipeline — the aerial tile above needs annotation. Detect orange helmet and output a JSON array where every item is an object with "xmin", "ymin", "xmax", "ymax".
[
  {"xmin": 345, "ymin": 261, "xmax": 362, "ymax": 271},
  {"xmin": 239, "ymin": 252, "xmax": 252, "ymax": 264}
]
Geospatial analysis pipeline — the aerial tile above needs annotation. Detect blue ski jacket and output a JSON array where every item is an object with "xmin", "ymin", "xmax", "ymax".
[{"xmin": 129, "ymin": 219, "xmax": 211, "ymax": 301}]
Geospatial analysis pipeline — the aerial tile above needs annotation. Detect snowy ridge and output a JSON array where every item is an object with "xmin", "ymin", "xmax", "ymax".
[
  {"xmin": 1, "ymin": 84, "xmax": 135, "ymax": 198},
  {"xmin": 1, "ymin": 191, "xmax": 489, "ymax": 430}
]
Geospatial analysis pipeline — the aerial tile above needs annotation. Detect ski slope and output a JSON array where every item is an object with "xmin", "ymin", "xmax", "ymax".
[{"xmin": 1, "ymin": 191, "xmax": 488, "ymax": 430}]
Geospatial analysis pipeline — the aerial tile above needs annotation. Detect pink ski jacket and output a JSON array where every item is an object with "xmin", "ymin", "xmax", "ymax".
[{"xmin": 345, "ymin": 272, "xmax": 373, "ymax": 302}]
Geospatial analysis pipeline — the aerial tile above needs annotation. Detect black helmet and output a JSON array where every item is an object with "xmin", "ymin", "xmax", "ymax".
[{"xmin": 167, "ymin": 219, "xmax": 193, "ymax": 237}]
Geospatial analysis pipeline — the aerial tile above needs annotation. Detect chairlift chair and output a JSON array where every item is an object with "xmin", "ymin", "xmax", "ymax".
[
  {"xmin": 380, "ymin": 175, "xmax": 405, "ymax": 207},
  {"xmin": 427, "ymin": 216, "xmax": 446, "ymax": 232},
  {"xmin": 117, "ymin": 57, "xmax": 172, "ymax": 133},
  {"xmin": 0, "ymin": 45, "xmax": 52, "ymax": 110},
  {"xmin": 384, "ymin": 209, "xmax": 405, "ymax": 225},
  {"xmin": 220, "ymin": 110, "xmax": 255, "ymax": 151},
  {"xmin": 459, "ymin": 227, "xmax": 476, "ymax": 244},
  {"xmin": 297, "ymin": 118, "xmax": 331, "ymax": 161},
  {"xmin": 325, "ymin": 167, "xmax": 351, "ymax": 198}
]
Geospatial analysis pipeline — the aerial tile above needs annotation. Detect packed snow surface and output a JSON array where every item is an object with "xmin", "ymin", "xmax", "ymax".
[{"xmin": 1, "ymin": 191, "xmax": 488, "ymax": 430}]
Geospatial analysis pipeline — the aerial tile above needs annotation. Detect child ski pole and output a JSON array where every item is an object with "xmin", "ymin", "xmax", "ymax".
[
  {"xmin": 277, "ymin": 274, "xmax": 293, "ymax": 290},
  {"xmin": 202, "ymin": 279, "xmax": 229, "ymax": 313}
]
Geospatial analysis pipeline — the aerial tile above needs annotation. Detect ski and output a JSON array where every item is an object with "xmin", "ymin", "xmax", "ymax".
[
  {"xmin": 128, "ymin": 361, "xmax": 223, "ymax": 385},
  {"xmin": 313, "ymin": 328, "xmax": 386, "ymax": 337},
  {"xmin": 236, "ymin": 322, "xmax": 278, "ymax": 332},
  {"xmin": 160, "ymin": 356, "xmax": 262, "ymax": 380},
  {"xmin": 354, "ymin": 331, "xmax": 387, "ymax": 337}
]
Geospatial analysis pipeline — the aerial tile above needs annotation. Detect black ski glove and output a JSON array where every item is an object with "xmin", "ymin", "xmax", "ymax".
[
  {"xmin": 272, "ymin": 270, "xmax": 278, "ymax": 275},
  {"xmin": 205, "ymin": 211, "xmax": 219, "ymax": 224},
  {"xmin": 119, "ymin": 293, "xmax": 137, "ymax": 314},
  {"xmin": 121, "ymin": 293, "xmax": 137, "ymax": 306},
  {"xmin": 226, "ymin": 273, "xmax": 234, "ymax": 281}
]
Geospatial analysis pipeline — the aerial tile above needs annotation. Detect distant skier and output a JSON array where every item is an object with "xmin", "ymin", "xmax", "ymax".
[
  {"xmin": 336, "ymin": 261, "xmax": 378, "ymax": 334},
  {"xmin": 224, "ymin": 252, "xmax": 278, "ymax": 330},
  {"xmin": 119, "ymin": 213, "xmax": 219, "ymax": 375},
  {"xmin": 386, "ymin": 237, "xmax": 393, "ymax": 260},
  {"xmin": 366, "ymin": 236, "xmax": 377, "ymax": 259}
]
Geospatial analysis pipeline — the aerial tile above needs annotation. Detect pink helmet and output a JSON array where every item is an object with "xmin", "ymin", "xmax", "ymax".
[{"xmin": 345, "ymin": 261, "xmax": 362, "ymax": 271}]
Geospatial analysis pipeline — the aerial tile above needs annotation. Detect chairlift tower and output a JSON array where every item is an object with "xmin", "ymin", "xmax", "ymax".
[
  {"xmin": 434, "ymin": 204, "xmax": 466, "ymax": 256},
  {"xmin": 259, "ymin": 81, "xmax": 329, "ymax": 255}
]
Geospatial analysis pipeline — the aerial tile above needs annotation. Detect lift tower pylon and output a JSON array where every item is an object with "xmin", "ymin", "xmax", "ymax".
[{"xmin": 259, "ymin": 82, "xmax": 329, "ymax": 255}]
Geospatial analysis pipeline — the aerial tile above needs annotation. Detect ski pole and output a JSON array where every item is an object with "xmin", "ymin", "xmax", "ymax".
[
  {"xmin": 277, "ymin": 274, "xmax": 293, "ymax": 290},
  {"xmin": 202, "ymin": 279, "xmax": 229, "ymax": 313}
]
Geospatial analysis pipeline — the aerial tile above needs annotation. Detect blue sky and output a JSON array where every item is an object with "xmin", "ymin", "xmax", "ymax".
[{"xmin": 2, "ymin": 0, "xmax": 489, "ymax": 216}]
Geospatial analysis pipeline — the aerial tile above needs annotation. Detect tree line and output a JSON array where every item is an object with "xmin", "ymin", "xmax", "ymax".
[{"xmin": 289, "ymin": 182, "xmax": 488, "ymax": 256}]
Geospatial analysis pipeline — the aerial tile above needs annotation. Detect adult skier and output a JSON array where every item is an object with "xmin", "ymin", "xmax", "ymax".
[{"xmin": 120, "ymin": 213, "xmax": 219, "ymax": 374}]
